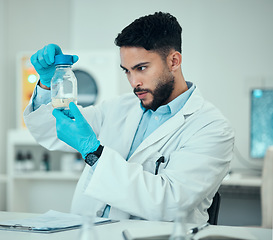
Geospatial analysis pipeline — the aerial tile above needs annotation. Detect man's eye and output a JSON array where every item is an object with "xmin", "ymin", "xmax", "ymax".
[
  {"xmin": 122, "ymin": 69, "xmax": 129, "ymax": 74},
  {"xmin": 138, "ymin": 66, "xmax": 147, "ymax": 71}
]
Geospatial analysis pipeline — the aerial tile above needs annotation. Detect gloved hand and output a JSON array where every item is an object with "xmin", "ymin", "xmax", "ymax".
[
  {"xmin": 52, "ymin": 102, "xmax": 100, "ymax": 158},
  {"xmin": 30, "ymin": 44, "xmax": 79, "ymax": 88}
]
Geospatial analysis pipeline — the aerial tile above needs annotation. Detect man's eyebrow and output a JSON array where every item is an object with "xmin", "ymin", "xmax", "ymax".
[
  {"xmin": 120, "ymin": 62, "xmax": 149, "ymax": 71},
  {"xmin": 120, "ymin": 64, "xmax": 128, "ymax": 71},
  {"xmin": 132, "ymin": 62, "xmax": 149, "ymax": 70}
]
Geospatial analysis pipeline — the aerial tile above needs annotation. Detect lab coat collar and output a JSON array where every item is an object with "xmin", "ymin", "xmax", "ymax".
[
  {"xmin": 181, "ymin": 87, "xmax": 204, "ymax": 115},
  {"xmin": 129, "ymin": 87, "xmax": 204, "ymax": 162},
  {"xmin": 121, "ymin": 100, "xmax": 144, "ymax": 158}
]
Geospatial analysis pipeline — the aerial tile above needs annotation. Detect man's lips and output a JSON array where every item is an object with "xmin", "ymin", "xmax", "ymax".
[{"xmin": 135, "ymin": 91, "xmax": 148, "ymax": 99}]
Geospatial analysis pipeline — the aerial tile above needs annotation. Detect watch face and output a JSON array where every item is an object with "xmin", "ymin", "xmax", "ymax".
[{"xmin": 85, "ymin": 153, "xmax": 99, "ymax": 167}]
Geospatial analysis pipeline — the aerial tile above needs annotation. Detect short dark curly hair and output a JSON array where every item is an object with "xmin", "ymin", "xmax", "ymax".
[{"xmin": 115, "ymin": 12, "xmax": 182, "ymax": 60}]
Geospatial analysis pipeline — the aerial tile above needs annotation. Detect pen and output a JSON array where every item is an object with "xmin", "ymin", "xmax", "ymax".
[
  {"xmin": 187, "ymin": 222, "xmax": 209, "ymax": 235},
  {"xmin": 155, "ymin": 156, "xmax": 165, "ymax": 175},
  {"xmin": 94, "ymin": 219, "xmax": 119, "ymax": 226}
]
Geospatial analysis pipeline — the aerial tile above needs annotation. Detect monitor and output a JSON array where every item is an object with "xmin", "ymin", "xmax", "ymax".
[{"xmin": 250, "ymin": 89, "xmax": 273, "ymax": 158}]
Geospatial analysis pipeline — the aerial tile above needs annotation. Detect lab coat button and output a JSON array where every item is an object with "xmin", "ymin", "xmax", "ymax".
[
  {"xmin": 155, "ymin": 116, "xmax": 159, "ymax": 120},
  {"xmin": 96, "ymin": 210, "xmax": 103, "ymax": 217}
]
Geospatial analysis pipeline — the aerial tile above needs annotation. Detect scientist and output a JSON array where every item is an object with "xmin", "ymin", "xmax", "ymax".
[{"xmin": 24, "ymin": 12, "xmax": 234, "ymax": 223}]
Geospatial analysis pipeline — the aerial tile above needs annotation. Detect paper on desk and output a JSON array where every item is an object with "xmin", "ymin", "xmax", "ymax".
[
  {"xmin": 122, "ymin": 224, "xmax": 257, "ymax": 240},
  {"xmin": 0, "ymin": 210, "xmax": 116, "ymax": 233},
  {"xmin": 122, "ymin": 224, "xmax": 173, "ymax": 240}
]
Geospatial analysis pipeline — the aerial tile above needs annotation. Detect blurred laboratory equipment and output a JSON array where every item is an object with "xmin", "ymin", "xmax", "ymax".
[
  {"xmin": 73, "ymin": 153, "xmax": 84, "ymax": 172},
  {"xmin": 15, "ymin": 151, "xmax": 25, "ymax": 172},
  {"xmin": 60, "ymin": 153, "xmax": 75, "ymax": 172},
  {"xmin": 40, "ymin": 152, "xmax": 50, "ymax": 171},
  {"xmin": 60, "ymin": 153, "xmax": 84, "ymax": 173},
  {"xmin": 25, "ymin": 151, "xmax": 35, "ymax": 171},
  {"xmin": 15, "ymin": 151, "xmax": 34, "ymax": 172}
]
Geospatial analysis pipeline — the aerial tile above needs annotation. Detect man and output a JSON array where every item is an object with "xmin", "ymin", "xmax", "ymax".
[{"xmin": 24, "ymin": 12, "xmax": 234, "ymax": 223}]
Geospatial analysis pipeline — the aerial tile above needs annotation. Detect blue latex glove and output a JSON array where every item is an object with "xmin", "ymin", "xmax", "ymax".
[
  {"xmin": 30, "ymin": 44, "xmax": 79, "ymax": 88},
  {"xmin": 52, "ymin": 102, "xmax": 100, "ymax": 158}
]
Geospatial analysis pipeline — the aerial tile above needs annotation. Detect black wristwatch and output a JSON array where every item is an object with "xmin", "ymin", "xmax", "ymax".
[{"xmin": 85, "ymin": 145, "xmax": 104, "ymax": 167}]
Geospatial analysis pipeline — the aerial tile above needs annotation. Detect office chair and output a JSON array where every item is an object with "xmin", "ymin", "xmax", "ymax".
[{"xmin": 207, "ymin": 191, "xmax": 221, "ymax": 225}]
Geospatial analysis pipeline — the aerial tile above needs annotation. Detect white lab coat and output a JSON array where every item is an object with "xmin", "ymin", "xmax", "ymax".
[{"xmin": 23, "ymin": 87, "xmax": 234, "ymax": 224}]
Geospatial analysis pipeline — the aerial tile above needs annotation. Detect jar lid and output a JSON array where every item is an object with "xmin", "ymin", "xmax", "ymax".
[{"xmin": 54, "ymin": 54, "xmax": 73, "ymax": 65}]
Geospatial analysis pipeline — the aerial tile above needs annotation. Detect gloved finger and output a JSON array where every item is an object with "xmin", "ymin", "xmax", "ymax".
[
  {"xmin": 31, "ymin": 50, "xmax": 48, "ymax": 71},
  {"xmin": 52, "ymin": 108, "xmax": 73, "ymax": 123},
  {"xmin": 61, "ymin": 109, "xmax": 75, "ymax": 119},
  {"xmin": 37, "ymin": 46, "xmax": 50, "ymax": 68},
  {"xmin": 43, "ymin": 45, "xmax": 54, "ymax": 66},
  {"xmin": 45, "ymin": 44, "xmax": 63, "ymax": 64},
  {"xmin": 30, "ymin": 52, "xmax": 43, "ymax": 70},
  {"xmin": 72, "ymin": 55, "xmax": 79, "ymax": 64},
  {"xmin": 69, "ymin": 102, "xmax": 85, "ymax": 122}
]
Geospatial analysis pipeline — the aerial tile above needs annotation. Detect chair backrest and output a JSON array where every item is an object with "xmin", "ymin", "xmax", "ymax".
[{"xmin": 207, "ymin": 191, "xmax": 221, "ymax": 225}]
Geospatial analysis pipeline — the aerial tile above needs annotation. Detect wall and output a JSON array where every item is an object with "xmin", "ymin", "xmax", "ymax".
[
  {"xmin": 71, "ymin": 0, "xmax": 273, "ymax": 172},
  {"xmin": 0, "ymin": 0, "xmax": 8, "ymax": 211},
  {"xmin": 0, "ymin": 0, "xmax": 7, "ymax": 174},
  {"xmin": 0, "ymin": 0, "xmax": 73, "ymax": 172},
  {"xmin": 0, "ymin": 0, "xmax": 73, "ymax": 210}
]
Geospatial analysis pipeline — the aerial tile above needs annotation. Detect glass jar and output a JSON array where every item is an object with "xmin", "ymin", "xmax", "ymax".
[{"xmin": 51, "ymin": 54, "xmax": 77, "ymax": 110}]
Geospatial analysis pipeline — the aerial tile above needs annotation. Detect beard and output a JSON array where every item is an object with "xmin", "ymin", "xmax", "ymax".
[{"xmin": 134, "ymin": 70, "xmax": 175, "ymax": 111}]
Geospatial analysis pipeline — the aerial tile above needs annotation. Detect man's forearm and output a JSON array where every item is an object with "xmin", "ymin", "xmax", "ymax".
[{"xmin": 32, "ymin": 81, "xmax": 52, "ymax": 111}]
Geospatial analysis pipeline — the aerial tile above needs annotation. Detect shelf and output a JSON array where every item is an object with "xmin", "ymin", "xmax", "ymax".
[
  {"xmin": 6, "ymin": 129, "xmax": 81, "ymax": 212},
  {"xmin": 8, "ymin": 128, "xmax": 36, "ymax": 145},
  {"xmin": 12, "ymin": 171, "xmax": 81, "ymax": 181}
]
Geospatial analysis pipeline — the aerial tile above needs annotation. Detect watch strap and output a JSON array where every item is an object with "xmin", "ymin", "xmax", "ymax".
[
  {"xmin": 85, "ymin": 145, "xmax": 104, "ymax": 167},
  {"xmin": 92, "ymin": 145, "xmax": 104, "ymax": 158}
]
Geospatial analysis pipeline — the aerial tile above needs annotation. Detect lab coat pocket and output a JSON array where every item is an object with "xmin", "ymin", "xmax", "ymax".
[{"xmin": 142, "ymin": 152, "xmax": 167, "ymax": 175}]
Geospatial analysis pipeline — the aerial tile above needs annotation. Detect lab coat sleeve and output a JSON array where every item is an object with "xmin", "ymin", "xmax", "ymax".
[
  {"xmin": 23, "ymin": 99, "xmax": 106, "ymax": 153},
  {"xmin": 84, "ymin": 118, "xmax": 234, "ymax": 222},
  {"xmin": 24, "ymin": 102, "xmax": 71, "ymax": 151}
]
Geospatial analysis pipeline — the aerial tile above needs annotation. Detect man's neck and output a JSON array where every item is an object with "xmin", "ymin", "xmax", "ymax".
[{"xmin": 167, "ymin": 72, "xmax": 188, "ymax": 104}]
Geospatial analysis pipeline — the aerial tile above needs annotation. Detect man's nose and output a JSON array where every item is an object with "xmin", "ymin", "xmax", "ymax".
[{"xmin": 129, "ymin": 74, "xmax": 142, "ymax": 88}]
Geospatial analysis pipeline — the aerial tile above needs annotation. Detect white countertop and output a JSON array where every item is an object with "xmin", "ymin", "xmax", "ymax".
[
  {"xmin": 222, "ymin": 172, "xmax": 262, "ymax": 187},
  {"xmin": 0, "ymin": 211, "xmax": 272, "ymax": 240}
]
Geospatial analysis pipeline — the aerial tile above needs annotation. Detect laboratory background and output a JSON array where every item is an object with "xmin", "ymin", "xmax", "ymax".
[{"xmin": 0, "ymin": 0, "xmax": 272, "ymax": 227}]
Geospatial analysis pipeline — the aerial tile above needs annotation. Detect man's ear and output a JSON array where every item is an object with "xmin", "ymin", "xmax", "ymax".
[{"xmin": 167, "ymin": 51, "xmax": 182, "ymax": 72}]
